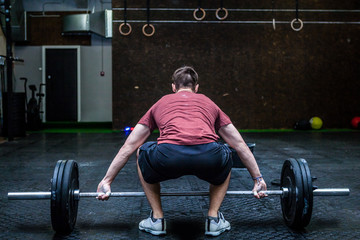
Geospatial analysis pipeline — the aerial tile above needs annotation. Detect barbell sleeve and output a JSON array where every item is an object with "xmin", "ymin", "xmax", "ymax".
[
  {"xmin": 8, "ymin": 192, "xmax": 52, "ymax": 200},
  {"xmin": 313, "ymin": 188, "xmax": 350, "ymax": 196},
  {"xmin": 7, "ymin": 188, "xmax": 350, "ymax": 200}
]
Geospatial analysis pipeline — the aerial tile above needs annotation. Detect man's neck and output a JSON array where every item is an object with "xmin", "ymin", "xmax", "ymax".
[{"xmin": 176, "ymin": 88, "xmax": 194, "ymax": 93}]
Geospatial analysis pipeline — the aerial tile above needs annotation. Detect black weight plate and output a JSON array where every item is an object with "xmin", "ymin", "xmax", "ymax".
[
  {"xmin": 61, "ymin": 160, "xmax": 79, "ymax": 233},
  {"xmin": 51, "ymin": 160, "xmax": 79, "ymax": 233},
  {"xmin": 280, "ymin": 158, "xmax": 304, "ymax": 228},
  {"xmin": 297, "ymin": 158, "xmax": 313, "ymax": 227},
  {"xmin": 51, "ymin": 160, "xmax": 62, "ymax": 201},
  {"xmin": 51, "ymin": 160, "xmax": 66, "ymax": 232}
]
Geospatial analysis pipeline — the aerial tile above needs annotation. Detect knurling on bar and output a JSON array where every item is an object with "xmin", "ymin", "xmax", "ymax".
[{"xmin": 7, "ymin": 188, "xmax": 351, "ymax": 200}]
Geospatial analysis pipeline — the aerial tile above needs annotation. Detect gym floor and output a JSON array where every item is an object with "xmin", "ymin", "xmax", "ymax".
[{"xmin": 0, "ymin": 131, "xmax": 359, "ymax": 240}]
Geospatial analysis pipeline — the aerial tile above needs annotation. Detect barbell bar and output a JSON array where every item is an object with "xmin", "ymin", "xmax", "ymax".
[
  {"xmin": 9, "ymin": 190, "xmax": 288, "ymax": 200},
  {"xmin": 8, "ymin": 187, "xmax": 350, "ymax": 200},
  {"xmin": 7, "ymin": 158, "xmax": 350, "ymax": 234}
]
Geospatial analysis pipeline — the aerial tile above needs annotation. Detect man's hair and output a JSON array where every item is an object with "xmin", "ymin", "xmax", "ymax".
[{"xmin": 172, "ymin": 66, "xmax": 198, "ymax": 91}]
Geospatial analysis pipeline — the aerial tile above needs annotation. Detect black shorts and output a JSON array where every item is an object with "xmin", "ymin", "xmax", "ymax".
[{"xmin": 138, "ymin": 141, "xmax": 233, "ymax": 185}]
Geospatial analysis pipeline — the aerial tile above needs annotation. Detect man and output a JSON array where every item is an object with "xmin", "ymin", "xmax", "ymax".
[{"xmin": 97, "ymin": 66, "xmax": 267, "ymax": 236}]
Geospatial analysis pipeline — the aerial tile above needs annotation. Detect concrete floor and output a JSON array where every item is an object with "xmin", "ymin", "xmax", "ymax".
[{"xmin": 0, "ymin": 131, "xmax": 359, "ymax": 239}]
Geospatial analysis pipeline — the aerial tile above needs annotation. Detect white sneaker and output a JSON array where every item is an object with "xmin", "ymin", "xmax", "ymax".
[
  {"xmin": 205, "ymin": 212, "xmax": 231, "ymax": 236},
  {"xmin": 139, "ymin": 211, "xmax": 166, "ymax": 236}
]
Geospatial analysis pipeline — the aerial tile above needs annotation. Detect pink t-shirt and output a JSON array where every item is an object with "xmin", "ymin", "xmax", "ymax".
[{"xmin": 138, "ymin": 91, "xmax": 232, "ymax": 145}]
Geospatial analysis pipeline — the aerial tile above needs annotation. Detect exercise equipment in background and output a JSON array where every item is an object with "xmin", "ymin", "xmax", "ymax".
[
  {"xmin": 294, "ymin": 119, "xmax": 311, "ymax": 130},
  {"xmin": 294, "ymin": 117, "xmax": 323, "ymax": 130},
  {"xmin": 309, "ymin": 117, "xmax": 323, "ymax": 130},
  {"xmin": 20, "ymin": 77, "xmax": 45, "ymax": 130},
  {"xmin": 351, "ymin": 116, "xmax": 360, "ymax": 129}
]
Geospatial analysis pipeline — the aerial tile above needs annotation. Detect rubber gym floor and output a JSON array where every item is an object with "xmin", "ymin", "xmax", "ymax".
[{"xmin": 0, "ymin": 130, "xmax": 359, "ymax": 240}]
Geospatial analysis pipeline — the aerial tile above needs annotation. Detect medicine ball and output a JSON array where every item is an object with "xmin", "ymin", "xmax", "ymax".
[
  {"xmin": 310, "ymin": 117, "xmax": 323, "ymax": 130},
  {"xmin": 294, "ymin": 119, "xmax": 311, "ymax": 130},
  {"xmin": 351, "ymin": 116, "xmax": 360, "ymax": 129}
]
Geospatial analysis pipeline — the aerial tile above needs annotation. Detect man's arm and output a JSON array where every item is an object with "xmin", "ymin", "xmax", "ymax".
[
  {"xmin": 218, "ymin": 124, "xmax": 261, "ymax": 178},
  {"xmin": 218, "ymin": 123, "xmax": 267, "ymax": 198},
  {"xmin": 97, "ymin": 124, "xmax": 151, "ymax": 200}
]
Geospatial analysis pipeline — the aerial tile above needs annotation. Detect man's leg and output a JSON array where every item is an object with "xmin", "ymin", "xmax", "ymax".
[
  {"xmin": 136, "ymin": 150, "xmax": 164, "ymax": 219},
  {"xmin": 208, "ymin": 172, "xmax": 231, "ymax": 217}
]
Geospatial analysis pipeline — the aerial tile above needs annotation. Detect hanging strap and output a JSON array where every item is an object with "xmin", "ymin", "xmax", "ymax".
[
  {"xmin": 142, "ymin": 0, "xmax": 155, "ymax": 36},
  {"xmin": 146, "ymin": 0, "xmax": 150, "ymax": 25},
  {"xmin": 119, "ymin": 0, "xmax": 132, "ymax": 35},
  {"xmin": 123, "ymin": 0, "xmax": 127, "ymax": 24},
  {"xmin": 291, "ymin": 0, "xmax": 303, "ymax": 31},
  {"xmin": 194, "ymin": 0, "xmax": 206, "ymax": 20},
  {"xmin": 215, "ymin": 0, "xmax": 228, "ymax": 20},
  {"xmin": 272, "ymin": 0, "xmax": 276, "ymax": 30},
  {"xmin": 272, "ymin": 0, "xmax": 275, "ymax": 17}
]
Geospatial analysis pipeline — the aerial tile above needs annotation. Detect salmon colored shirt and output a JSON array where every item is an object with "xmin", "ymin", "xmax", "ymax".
[{"xmin": 138, "ymin": 91, "xmax": 232, "ymax": 145}]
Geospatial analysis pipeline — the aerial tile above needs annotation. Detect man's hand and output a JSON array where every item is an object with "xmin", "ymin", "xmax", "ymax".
[
  {"xmin": 252, "ymin": 178, "xmax": 267, "ymax": 199},
  {"xmin": 97, "ymin": 180, "xmax": 112, "ymax": 201},
  {"xmin": 96, "ymin": 124, "xmax": 151, "ymax": 201}
]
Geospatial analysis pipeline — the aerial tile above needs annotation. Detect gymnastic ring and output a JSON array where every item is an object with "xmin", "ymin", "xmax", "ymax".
[
  {"xmin": 119, "ymin": 23, "xmax": 132, "ymax": 36},
  {"xmin": 193, "ymin": 8, "xmax": 206, "ymax": 21},
  {"xmin": 291, "ymin": 18, "xmax": 303, "ymax": 31},
  {"xmin": 142, "ymin": 24, "xmax": 155, "ymax": 37},
  {"xmin": 273, "ymin": 18, "xmax": 276, "ymax": 30},
  {"xmin": 215, "ymin": 7, "xmax": 228, "ymax": 20}
]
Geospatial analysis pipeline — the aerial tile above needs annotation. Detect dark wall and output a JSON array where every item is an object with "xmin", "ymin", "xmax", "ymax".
[{"xmin": 112, "ymin": 1, "xmax": 360, "ymax": 129}]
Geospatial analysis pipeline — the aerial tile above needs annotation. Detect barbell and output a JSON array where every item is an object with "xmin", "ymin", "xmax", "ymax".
[{"xmin": 7, "ymin": 158, "xmax": 350, "ymax": 234}]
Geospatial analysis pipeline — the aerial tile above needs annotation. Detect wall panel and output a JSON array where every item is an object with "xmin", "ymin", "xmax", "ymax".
[{"xmin": 112, "ymin": 1, "xmax": 360, "ymax": 129}]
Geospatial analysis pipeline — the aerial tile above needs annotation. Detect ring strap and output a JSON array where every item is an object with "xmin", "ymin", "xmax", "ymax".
[
  {"xmin": 143, "ymin": 0, "xmax": 155, "ymax": 36},
  {"xmin": 124, "ymin": 0, "xmax": 127, "ymax": 24},
  {"xmin": 119, "ymin": 0, "xmax": 132, "ymax": 36},
  {"xmin": 194, "ymin": 0, "xmax": 206, "ymax": 21},
  {"xmin": 146, "ymin": 0, "xmax": 150, "ymax": 24}
]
